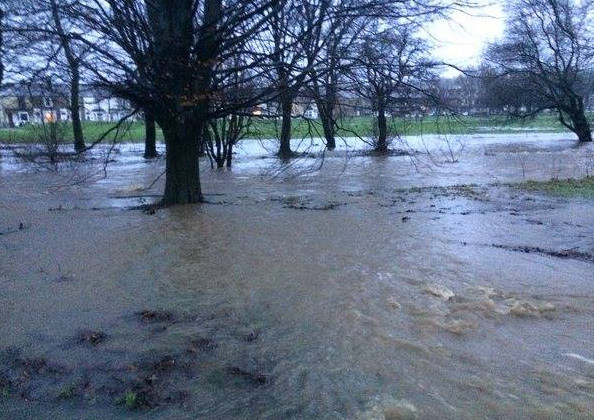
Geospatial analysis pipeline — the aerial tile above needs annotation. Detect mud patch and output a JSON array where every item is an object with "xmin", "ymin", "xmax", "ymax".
[
  {"xmin": 491, "ymin": 244, "xmax": 594, "ymax": 263},
  {"xmin": 272, "ymin": 196, "xmax": 344, "ymax": 210},
  {"xmin": 226, "ymin": 366, "xmax": 269, "ymax": 386},
  {"xmin": 0, "ymin": 347, "xmax": 68, "ymax": 401},
  {"xmin": 0, "ymin": 222, "xmax": 30, "ymax": 236},
  {"xmin": 187, "ymin": 337, "xmax": 217, "ymax": 353},
  {"xmin": 347, "ymin": 149, "xmax": 413, "ymax": 158},
  {"xmin": 136, "ymin": 309, "xmax": 177, "ymax": 324}
]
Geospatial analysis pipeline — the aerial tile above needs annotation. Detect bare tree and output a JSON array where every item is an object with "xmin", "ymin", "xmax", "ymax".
[
  {"xmin": 349, "ymin": 24, "xmax": 433, "ymax": 153},
  {"xmin": 478, "ymin": 66, "xmax": 548, "ymax": 115},
  {"xmin": 4, "ymin": 0, "xmax": 88, "ymax": 151},
  {"xmin": 300, "ymin": 0, "xmax": 364, "ymax": 150},
  {"xmin": 205, "ymin": 114, "xmax": 250, "ymax": 168},
  {"xmin": 486, "ymin": 0, "xmax": 594, "ymax": 142},
  {"xmin": 68, "ymin": 0, "xmax": 284, "ymax": 204},
  {"xmin": 266, "ymin": 0, "xmax": 325, "ymax": 159},
  {"xmin": 49, "ymin": 0, "xmax": 86, "ymax": 152}
]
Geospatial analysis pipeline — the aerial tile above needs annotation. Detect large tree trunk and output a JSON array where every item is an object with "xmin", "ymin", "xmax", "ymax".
[
  {"xmin": 144, "ymin": 111, "xmax": 158, "ymax": 158},
  {"xmin": 570, "ymin": 109, "xmax": 592, "ymax": 143},
  {"xmin": 145, "ymin": 0, "xmax": 220, "ymax": 205},
  {"xmin": 375, "ymin": 103, "xmax": 388, "ymax": 153},
  {"xmin": 70, "ymin": 62, "xmax": 85, "ymax": 152},
  {"xmin": 161, "ymin": 118, "xmax": 202, "ymax": 205},
  {"xmin": 319, "ymin": 105, "xmax": 336, "ymax": 150},
  {"xmin": 278, "ymin": 90, "xmax": 293, "ymax": 159}
]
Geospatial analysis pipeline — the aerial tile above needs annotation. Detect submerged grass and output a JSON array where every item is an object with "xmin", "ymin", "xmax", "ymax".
[
  {"xmin": 516, "ymin": 177, "xmax": 594, "ymax": 198},
  {"xmin": 118, "ymin": 391, "xmax": 144, "ymax": 409},
  {"xmin": 1, "ymin": 113, "xmax": 590, "ymax": 144}
]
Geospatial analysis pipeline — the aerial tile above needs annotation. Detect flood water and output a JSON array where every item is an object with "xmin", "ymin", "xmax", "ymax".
[{"xmin": 1, "ymin": 133, "xmax": 593, "ymax": 419}]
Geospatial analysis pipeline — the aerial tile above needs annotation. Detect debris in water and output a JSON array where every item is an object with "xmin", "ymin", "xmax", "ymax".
[
  {"xmin": 438, "ymin": 318, "xmax": 478, "ymax": 335},
  {"xmin": 54, "ymin": 274, "xmax": 75, "ymax": 283},
  {"xmin": 386, "ymin": 297, "xmax": 401, "ymax": 309},
  {"xmin": 188, "ymin": 337, "xmax": 217, "ymax": 352},
  {"xmin": 227, "ymin": 366, "xmax": 268, "ymax": 386},
  {"xmin": 383, "ymin": 401, "xmax": 418, "ymax": 420},
  {"xmin": 508, "ymin": 300, "xmax": 556, "ymax": 318},
  {"xmin": 136, "ymin": 310, "xmax": 176, "ymax": 324},
  {"xmin": 360, "ymin": 398, "xmax": 418, "ymax": 420},
  {"xmin": 245, "ymin": 330, "xmax": 260, "ymax": 342},
  {"xmin": 76, "ymin": 330, "xmax": 107, "ymax": 346},
  {"xmin": 423, "ymin": 285, "xmax": 455, "ymax": 301}
]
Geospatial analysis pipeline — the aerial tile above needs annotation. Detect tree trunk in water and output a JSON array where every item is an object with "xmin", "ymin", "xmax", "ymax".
[
  {"xmin": 226, "ymin": 142, "xmax": 233, "ymax": 167},
  {"xmin": 278, "ymin": 92, "xmax": 293, "ymax": 159},
  {"xmin": 320, "ymin": 110, "xmax": 336, "ymax": 150},
  {"xmin": 161, "ymin": 119, "xmax": 202, "ymax": 205},
  {"xmin": 375, "ymin": 105, "xmax": 388, "ymax": 153},
  {"xmin": 144, "ymin": 111, "xmax": 158, "ymax": 158},
  {"xmin": 70, "ymin": 63, "xmax": 85, "ymax": 153},
  {"xmin": 571, "ymin": 111, "xmax": 592, "ymax": 143},
  {"xmin": 319, "ymin": 83, "xmax": 337, "ymax": 150}
]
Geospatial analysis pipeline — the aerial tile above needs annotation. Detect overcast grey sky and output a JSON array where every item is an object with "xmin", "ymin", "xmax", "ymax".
[{"xmin": 427, "ymin": 3, "xmax": 505, "ymax": 77}]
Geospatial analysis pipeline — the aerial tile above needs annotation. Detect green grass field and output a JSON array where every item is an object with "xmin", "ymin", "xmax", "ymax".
[
  {"xmin": 517, "ymin": 177, "xmax": 594, "ymax": 199},
  {"xmin": 0, "ymin": 113, "xmax": 590, "ymax": 144}
]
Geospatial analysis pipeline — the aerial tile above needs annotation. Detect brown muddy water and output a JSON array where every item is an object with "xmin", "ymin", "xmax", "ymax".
[{"xmin": 0, "ymin": 133, "xmax": 594, "ymax": 419}]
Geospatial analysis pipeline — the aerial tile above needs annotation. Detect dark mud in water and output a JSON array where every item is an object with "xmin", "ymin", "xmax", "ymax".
[{"xmin": 1, "ymin": 133, "xmax": 594, "ymax": 419}]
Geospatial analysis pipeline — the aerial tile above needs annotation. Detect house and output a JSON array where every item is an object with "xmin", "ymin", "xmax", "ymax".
[
  {"xmin": 81, "ymin": 86, "xmax": 136, "ymax": 122},
  {"xmin": 0, "ymin": 83, "xmax": 70, "ymax": 127},
  {"xmin": 0, "ymin": 82, "xmax": 139, "ymax": 128},
  {"xmin": 293, "ymin": 97, "xmax": 319, "ymax": 119}
]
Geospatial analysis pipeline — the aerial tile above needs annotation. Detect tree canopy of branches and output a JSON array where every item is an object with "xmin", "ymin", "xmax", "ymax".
[
  {"xmin": 4, "ymin": 0, "xmax": 89, "ymax": 151},
  {"xmin": 3, "ymin": 0, "xmax": 478, "ymax": 205},
  {"xmin": 69, "ymin": 0, "xmax": 293, "ymax": 204},
  {"xmin": 486, "ymin": 0, "xmax": 594, "ymax": 142},
  {"xmin": 349, "ymin": 24, "xmax": 434, "ymax": 152}
]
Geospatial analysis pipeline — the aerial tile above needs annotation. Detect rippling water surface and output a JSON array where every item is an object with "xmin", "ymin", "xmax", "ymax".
[{"xmin": 0, "ymin": 133, "xmax": 593, "ymax": 419}]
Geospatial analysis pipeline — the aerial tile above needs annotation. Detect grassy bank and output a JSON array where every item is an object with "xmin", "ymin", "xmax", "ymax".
[
  {"xmin": 0, "ymin": 113, "xmax": 590, "ymax": 144},
  {"xmin": 517, "ymin": 177, "xmax": 594, "ymax": 198},
  {"xmin": 247, "ymin": 114, "xmax": 578, "ymax": 139},
  {"xmin": 0, "ymin": 121, "xmax": 162, "ymax": 144}
]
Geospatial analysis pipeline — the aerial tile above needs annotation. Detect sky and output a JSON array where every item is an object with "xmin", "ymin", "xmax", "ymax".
[{"xmin": 426, "ymin": 3, "xmax": 506, "ymax": 77}]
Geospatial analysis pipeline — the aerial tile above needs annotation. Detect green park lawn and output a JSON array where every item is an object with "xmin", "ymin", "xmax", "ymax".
[{"xmin": 0, "ymin": 113, "xmax": 589, "ymax": 144}]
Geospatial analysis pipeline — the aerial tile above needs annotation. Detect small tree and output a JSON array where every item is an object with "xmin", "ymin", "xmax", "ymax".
[
  {"xmin": 486, "ymin": 0, "xmax": 594, "ymax": 142},
  {"xmin": 205, "ymin": 114, "xmax": 250, "ymax": 168},
  {"xmin": 349, "ymin": 25, "xmax": 432, "ymax": 153}
]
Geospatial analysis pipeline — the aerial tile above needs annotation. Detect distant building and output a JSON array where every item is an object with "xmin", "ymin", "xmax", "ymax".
[{"xmin": 0, "ymin": 82, "xmax": 139, "ymax": 128}]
